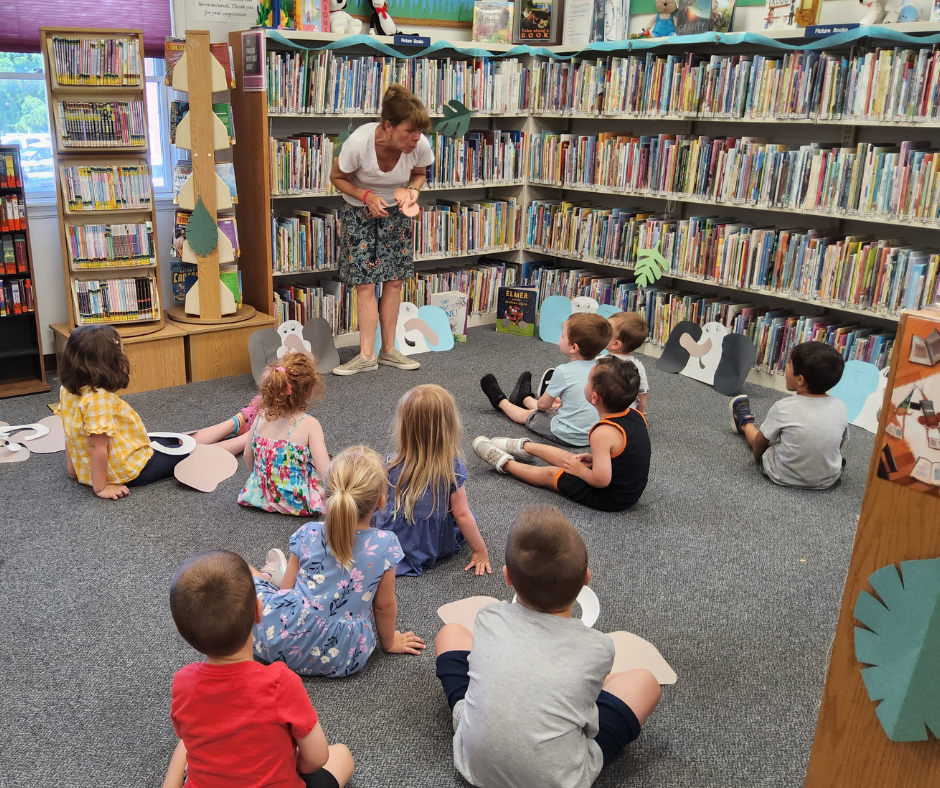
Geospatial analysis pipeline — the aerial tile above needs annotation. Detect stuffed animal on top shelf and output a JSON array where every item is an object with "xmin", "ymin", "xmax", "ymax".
[
  {"xmin": 860, "ymin": 0, "xmax": 932, "ymax": 23},
  {"xmin": 369, "ymin": 0, "xmax": 398, "ymax": 35},
  {"xmin": 643, "ymin": 0, "xmax": 679, "ymax": 37},
  {"xmin": 329, "ymin": 0, "xmax": 364, "ymax": 34}
]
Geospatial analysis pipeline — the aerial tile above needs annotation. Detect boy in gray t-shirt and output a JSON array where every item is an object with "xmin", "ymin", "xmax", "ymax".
[
  {"xmin": 730, "ymin": 341, "xmax": 849, "ymax": 490},
  {"xmin": 434, "ymin": 505, "xmax": 661, "ymax": 788}
]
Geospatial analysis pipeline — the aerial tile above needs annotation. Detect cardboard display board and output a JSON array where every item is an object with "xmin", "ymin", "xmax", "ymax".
[{"xmin": 658, "ymin": 320, "xmax": 756, "ymax": 396}]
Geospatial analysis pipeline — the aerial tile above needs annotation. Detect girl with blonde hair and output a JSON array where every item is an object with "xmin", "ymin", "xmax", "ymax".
[
  {"xmin": 373, "ymin": 385, "xmax": 491, "ymax": 576},
  {"xmin": 252, "ymin": 445, "xmax": 425, "ymax": 677}
]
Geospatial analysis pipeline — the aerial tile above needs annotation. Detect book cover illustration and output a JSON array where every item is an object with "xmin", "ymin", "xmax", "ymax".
[
  {"xmin": 878, "ymin": 315, "xmax": 940, "ymax": 498},
  {"xmin": 518, "ymin": 0, "xmax": 555, "ymax": 41},
  {"xmin": 430, "ymin": 290, "xmax": 470, "ymax": 341},
  {"xmin": 675, "ymin": 0, "xmax": 712, "ymax": 34},
  {"xmin": 763, "ymin": 0, "xmax": 796, "ymax": 29},
  {"xmin": 710, "ymin": 0, "xmax": 736, "ymax": 32},
  {"xmin": 496, "ymin": 286, "xmax": 538, "ymax": 337},
  {"xmin": 473, "ymin": 0, "xmax": 514, "ymax": 43}
]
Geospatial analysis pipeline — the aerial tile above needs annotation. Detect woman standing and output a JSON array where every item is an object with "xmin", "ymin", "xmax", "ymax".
[{"xmin": 330, "ymin": 85, "xmax": 434, "ymax": 376}]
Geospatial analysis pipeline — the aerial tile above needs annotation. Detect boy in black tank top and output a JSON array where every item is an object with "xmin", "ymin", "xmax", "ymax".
[{"xmin": 473, "ymin": 357, "xmax": 651, "ymax": 512}]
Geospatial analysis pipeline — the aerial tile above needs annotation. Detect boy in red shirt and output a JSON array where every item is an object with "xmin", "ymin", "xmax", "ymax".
[{"xmin": 163, "ymin": 550, "xmax": 354, "ymax": 788}]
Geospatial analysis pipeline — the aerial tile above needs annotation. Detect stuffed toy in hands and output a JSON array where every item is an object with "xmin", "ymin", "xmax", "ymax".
[
  {"xmin": 329, "ymin": 0, "xmax": 364, "ymax": 34},
  {"xmin": 643, "ymin": 0, "xmax": 679, "ymax": 37},
  {"xmin": 369, "ymin": 0, "xmax": 398, "ymax": 35}
]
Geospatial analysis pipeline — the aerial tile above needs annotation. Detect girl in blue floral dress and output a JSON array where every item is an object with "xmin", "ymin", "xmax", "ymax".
[
  {"xmin": 252, "ymin": 446, "xmax": 426, "ymax": 677},
  {"xmin": 238, "ymin": 354, "xmax": 330, "ymax": 516}
]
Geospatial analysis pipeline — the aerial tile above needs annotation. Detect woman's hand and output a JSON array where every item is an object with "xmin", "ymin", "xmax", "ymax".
[
  {"xmin": 385, "ymin": 630, "xmax": 426, "ymax": 655},
  {"xmin": 464, "ymin": 550, "xmax": 492, "ymax": 576},
  {"xmin": 395, "ymin": 188, "xmax": 418, "ymax": 211},
  {"xmin": 365, "ymin": 192, "xmax": 389, "ymax": 218}
]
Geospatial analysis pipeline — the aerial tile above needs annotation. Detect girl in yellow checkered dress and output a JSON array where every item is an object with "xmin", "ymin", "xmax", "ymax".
[{"xmin": 57, "ymin": 325, "xmax": 258, "ymax": 499}]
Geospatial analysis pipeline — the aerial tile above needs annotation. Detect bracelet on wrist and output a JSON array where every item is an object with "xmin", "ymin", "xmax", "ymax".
[{"xmin": 362, "ymin": 190, "xmax": 372, "ymax": 204}]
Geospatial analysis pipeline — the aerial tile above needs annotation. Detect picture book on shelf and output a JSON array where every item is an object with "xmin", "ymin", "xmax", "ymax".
[
  {"xmin": 173, "ymin": 161, "xmax": 239, "ymax": 204},
  {"xmin": 496, "ymin": 286, "xmax": 538, "ymax": 337},
  {"xmin": 675, "ymin": 0, "xmax": 713, "ymax": 34},
  {"xmin": 763, "ymin": 0, "xmax": 796, "ymax": 28},
  {"xmin": 170, "ymin": 102, "xmax": 236, "ymax": 145},
  {"xmin": 430, "ymin": 290, "xmax": 469, "ymax": 341},
  {"xmin": 517, "ymin": 0, "xmax": 556, "ymax": 42},
  {"xmin": 711, "ymin": 0, "xmax": 736, "ymax": 32},
  {"xmin": 172, "ymin": 260, "xmax": 242, "ymax": 307},
  {"xmin": 473, "ymin": 0, "xmax": 514, "ymax": 44},
  {"xmin": 164, "ymin": 39, "xmax": 236, "ymax": 88},
  {"xmin": 299, "ymin": 0, "xmax": 331, "ymax": 30},
  {"xmin": 603, "ymin": 0, "xmax": 630, "ymax": 42}
]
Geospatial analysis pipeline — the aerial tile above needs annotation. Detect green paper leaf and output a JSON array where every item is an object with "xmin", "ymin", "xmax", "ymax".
[
  {"xmin": 433, "ymin": 100, "xmax": 475, "ymax": 139},
  {"xmin": 185, "ymin": 197, "xmax": 219, "ymax": 258},
  {"xmin": 854, "ymin": 558, "xmax": 940, "ymax": 741},
  {"xmin": 634, "ymin": 243, "xmax": 669, "ymax": 287},
  {"xmin": 334, "ymin": 120, "xmax": 353, "ymax": 157}
]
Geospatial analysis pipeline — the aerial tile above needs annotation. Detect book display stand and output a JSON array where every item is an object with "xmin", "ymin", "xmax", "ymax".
[
  {"xmin": 166, "ymin": 30, "xmax": 255, "ymax": 326},
  {"xmin": 804, "ymin": 306, "xmax": 940, "ymax": 788},
  {"xmin": 40, "ymin": 27, "xmax": 164, "ymax": 338},
  {"xmin": 0, "ymin": 145, "xmax": 50, "ymax": 398}
]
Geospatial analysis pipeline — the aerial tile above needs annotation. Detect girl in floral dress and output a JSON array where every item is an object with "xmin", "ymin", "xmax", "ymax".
[
  {"xmin": 238, "ymin": 354, "xmax": 330, "ymax": 516},
  {"xmin": 251, "ymin": 446, "xmax": 426, "ymax": 677}
]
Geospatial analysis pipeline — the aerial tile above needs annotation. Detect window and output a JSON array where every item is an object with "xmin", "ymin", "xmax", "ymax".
[{"xmin": 0, "ymin": 53, "xmax": 176, "ymax": 198}]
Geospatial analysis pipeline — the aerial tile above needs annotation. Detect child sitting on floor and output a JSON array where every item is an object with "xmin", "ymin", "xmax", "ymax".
[
  {"xmin": 57, "ymin": 325, "xmax": 257, "ymax": 500},
  {"xmin": 730, "ymin": 341, "xmax": 848, "ymax": 490},
  {"xmin": 238, "ymin": 354, "xmax": 331, "ymax": 516},
  {"xmin": 475, "ymin": 357, "xmax": 650, "ymax": 512},
  {"xmin": 434, "ymin": 505, "xmax": 661, "ymax": 788},
  {"xmin": 480, "ymin": 313, "xmax": 612, "ymax": 447},
  {"xmin": 373, "ymin": 385, "xmax": 490, "ymax": 576},
  {"xmin": 165, "ymin": 550, "xmax": 354, "ymax": 788},
  {"xmin": 606, "ymin": 311, "xmax": 650, "ymax": 414},
  {"xmin": 251, "ymin": 446, "xmax": 425, "ymax": 677}
]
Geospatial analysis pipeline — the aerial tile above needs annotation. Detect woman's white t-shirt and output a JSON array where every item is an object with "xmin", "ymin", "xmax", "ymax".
[{"xmin": 336, "ymin": 122, "xmax": 434, "ymax": 206}]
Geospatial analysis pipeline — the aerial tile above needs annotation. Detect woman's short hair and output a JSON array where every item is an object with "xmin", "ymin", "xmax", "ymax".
[{"xmin": 381, "ymin": 84, "xmax": 431, "ymax": 131}]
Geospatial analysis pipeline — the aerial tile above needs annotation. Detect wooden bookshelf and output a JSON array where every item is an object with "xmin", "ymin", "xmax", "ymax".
[
  {"xmin": 0, "ymin": 145, "xmax": 49, "ymax": 398},
  {"xmin": 40, "ymin": 27, "xmax": 164, "ymax": 337}
]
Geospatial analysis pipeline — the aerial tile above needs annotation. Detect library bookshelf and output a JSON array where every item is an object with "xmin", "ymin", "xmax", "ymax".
[
  {"xmin": 0, "ymin": 146, "xmax": 49, "ymax": 398},
  {"xmin": 40, "ymin": 27, "xmax": 164, "ymax": 338},
  {"xmin": 229, "ymin": 27, "xmax": 940, "ymax": 386}
]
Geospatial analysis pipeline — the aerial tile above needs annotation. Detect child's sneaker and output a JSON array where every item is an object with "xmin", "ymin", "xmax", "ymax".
[
  {"xmin": 538, "ymin": 368, "xmax": 555, "ymax": 397},
  {"xmin": 491, "ymin": 437, "xmax": 536, "ymax": 462},
  {"xmin": 730, "ymin": 395, "xmax": 755, "ymax": 433},
  {"xmin": 232, "ymin": 395, "xmax": 262, "ymax": 437},
  {"xmin": 480, "ymin": 374, "xmax": 507, "ymax": 410},
  {"xmin": 509, "ymin": 371, "xmax": 533, "ymax": 407},
  {"xmin": 473, "ymin": 436, "xmax": 512, "ymax": 473},
  {"xmin": 260, "ymin": 548, "xmax": 287, "ymax": 588}
]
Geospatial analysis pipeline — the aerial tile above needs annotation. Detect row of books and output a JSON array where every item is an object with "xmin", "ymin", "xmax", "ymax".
[
  {"xmin": 66, "ymin": 222, "xmax": 155, "ymax": 269},
  {"xmin": 62, "ymin": 165, "xmax": 152, "ymax": 212},
  {"xmin": 50, "ymin": 36, "xmax": 141, "ymax": 86},
  {"xmin": 0, "ymin": 150, "xmax": 22, "ymax": 189},
  {"xmin": 414, "ymin": 199, "xmax": 521, "ymax": 258},
  {"xmin": 56, "ymin": 101, "xmax": 147, "ymax": 148},
  {"xmin": 527, "ymin": 131, "xmax": 940, "ymax": 225},
  {"xmin": 1, "ymin": 195, "xmax": 26, "ymax": 231},
  {"xmin": 2, "ymin": 234, "xmax": 28, "ymax": 274},
  {"xmin": 274, "ymin": 260, "xmax": 520, "ymax": 331},
  {"xmin": 529, "ymin": 47, "xmax": 940, "ymax": 123},
  {"xmin": 520, "ymin": 262, "xmax": 896, "ymax": 372},
  {"xmin": 164, "ymin": 39, "xmax": 236, "ymax": 89},
  {"xmin": 170, "ymin": 262, "xmax": 242, "ymax": 307},
  {"xmin": 173, "ymin": 161, "xmax": 239, "ymax": 204},
  {"xmin": 273, "ymin": 209, "xmax": 339, "ymax": 274},
  {"xmin": 266, "ymin": 50, "xmax": 528, "ymax": 116},
  {"xmin": 525, "ymin": 200, "xmax": 940, "ymax": 316},
  {"xmin": 425, "ymin": 130, "xmax": 526, "ymax": 189},
  {"xmin": 73, "ymin": 276, "xmax": 159, "ymax": 324},
  {"xmin": 0, "ymin": 276, "xmax": 34, "ymax": 316},
  {"xmin": 171, "ymin": 212, "xmax": 240, "ymax": 259},
  {"xmin": 270, "ymin": 134, "xmax": 337, "ymax": 195}
]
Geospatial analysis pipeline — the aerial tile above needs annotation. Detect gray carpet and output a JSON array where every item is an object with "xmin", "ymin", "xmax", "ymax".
[{"xmin": 0, "ymin": 325, "xmax": 871, "ymax": 788}]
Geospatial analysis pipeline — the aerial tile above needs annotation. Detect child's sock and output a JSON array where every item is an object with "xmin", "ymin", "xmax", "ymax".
[
  {"xmin": 480, "ymin": 374, "xmax": 507, "ymax": 410},
  {"xmin": 231, "ymin": 395, "xmax": 262, "ymax": 437},
  {"xmin": 509, "ymin": 372, "xmax": 533, "ymax": 407},
  {"xmin": 730, "ymin": 395, "xmax": 755, "ymax": 433}
]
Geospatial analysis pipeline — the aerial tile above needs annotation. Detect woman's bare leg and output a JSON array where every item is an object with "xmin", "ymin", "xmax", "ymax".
[
  {"xmin": 356, "ymin": 283, "xmax": 379, "ymax": 359},
  {"xmin": 378, "ymin": 280, "xmax": 403, "ymax": 354}
]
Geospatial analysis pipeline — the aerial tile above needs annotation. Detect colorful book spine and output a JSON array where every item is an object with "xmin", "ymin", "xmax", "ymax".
[
  {"xmin": 50, "ymin": 36, "xmax": 142, "ymax": 86},
  {"xmin": 56, "ymin": 101, "xmax": 148, "ymax": 148}
]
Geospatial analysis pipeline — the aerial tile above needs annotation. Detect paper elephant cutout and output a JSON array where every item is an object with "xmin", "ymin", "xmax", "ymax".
[
  {"xmin": 538, "ymin": 296, "xmax": 623, "ymax": 344},
  {"xmin": 658, "ymin": 320, "xmax": 756, "ymax": 396},
  {"xmin": 249, "ymin": 317, "xmax": 342, "ymax": 383},
  {"xmin": 376, "ymin": 303, "xmax": 455, "ymax": 357}
]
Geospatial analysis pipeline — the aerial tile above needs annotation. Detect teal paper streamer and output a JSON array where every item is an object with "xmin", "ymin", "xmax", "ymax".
[{"xmin": 267, "ymin": 26, "xmax": 940, "ymax": 61}]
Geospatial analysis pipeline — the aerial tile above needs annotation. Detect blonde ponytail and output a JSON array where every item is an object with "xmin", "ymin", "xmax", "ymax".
[{"xmin": 325, "ymin": 446, "xmax": 388, "ymax": 570}]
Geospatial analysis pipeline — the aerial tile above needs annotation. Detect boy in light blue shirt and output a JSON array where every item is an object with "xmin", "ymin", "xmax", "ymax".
[{"xmin": 481, "ymin": 313, "xmax": 612, "ymax": 446}]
